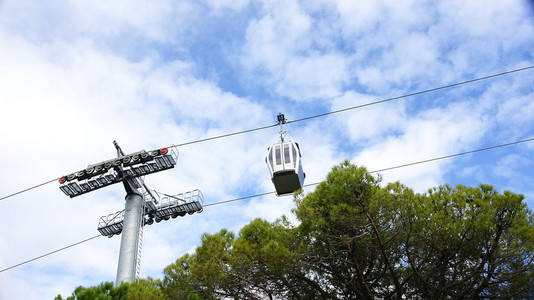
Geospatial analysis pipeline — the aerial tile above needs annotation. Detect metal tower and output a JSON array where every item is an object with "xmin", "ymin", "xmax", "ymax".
[{"xmin": 58, "ymin": 141, "xmax": 203, "ymax": 285}]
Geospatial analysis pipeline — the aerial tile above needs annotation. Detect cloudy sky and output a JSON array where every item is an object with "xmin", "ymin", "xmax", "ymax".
[{"xmin": 0, "ymin": 0, "xmax": 533, "ymax": 298}]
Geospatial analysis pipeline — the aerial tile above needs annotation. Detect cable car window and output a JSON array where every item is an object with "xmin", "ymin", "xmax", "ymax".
[
  {"xmin": 284, "ymin": 144, "xmax": 290, "ymax": 164},
  {"xmin": 275, "ymin": 146, "xmax": 281, "ymax": 165},
  {"xmin": 268, "ymin": 148, "xmax": 273, "ymax": 168},
  {"xmin": 292, "ymin": 146, "xmax": 297, "ymax": 162}
]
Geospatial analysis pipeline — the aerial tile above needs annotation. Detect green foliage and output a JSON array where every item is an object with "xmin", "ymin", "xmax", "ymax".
[
  {"xmin": 399, "ymin": 183, "xmax": 534, "ymax": 298},
  {"xmin": 161, "ymin": 161, "xmax": 534, "ymax": 299},
  {"xmin": 56, "ymin": 278, "xmax": 166, "ymax": 300},
  {"xmin": 56, "ymin": 282, "xmax": 130, "ymax": 300},
  {"xmin": 129, "ymin": 277, "xmax": 166, "ymax": 300},
  {"xmin": 162, "ymin": 254, "xmax": 203, "ymax": 299},
  {"xmin": 58, "ymin": 161, "xmax": 534, "ymax": 299}
]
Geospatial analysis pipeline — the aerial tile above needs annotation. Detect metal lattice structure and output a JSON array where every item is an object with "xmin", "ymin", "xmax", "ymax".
[
  {"xmin": 58, "ymin": 141, "xmax": 203, "ymax": 285},
  {"xmin": 146, "ymin": 190, "xmax": 203, "ymax": 224},
  {"xmin": 97, "ymin": 210, "xmax": 125, "ymax": 237},
  {"xmin": 59, "ymin": 147, "xmax": 178, "ymax": 198},
  {"xmin": 97, "ymin": 189, "xmax": 204, "ymax": 237}
]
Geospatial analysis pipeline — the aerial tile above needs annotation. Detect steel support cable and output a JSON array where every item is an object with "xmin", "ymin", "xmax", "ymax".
[
  {"xmin": 1, "ymin": 65, "xmax": 533, "ymax": 203},
  {"xmin": 205, "ymin": 137, "xmax": 534, "ymax": 207},
  {"xmin": 166, "ymin": 124, "xmax": 279, "ymax": 149},
  {"xmin": 166, "ymin": 65, "xmax": 534, "ymax": 149},
  {"xmin": 2, "ymin": 137, "xmax": 533, "ymax": 273},
  {"xmin": 287, "ymin": 65, "xmax": 534, "ymax": 124},
  {"xmin": 0, "ymin": 178, "xmax": 60, "ymax": 202},
  {"xmin": 0, "ymin": 235, "xmax": 101, "ymax": 273}
]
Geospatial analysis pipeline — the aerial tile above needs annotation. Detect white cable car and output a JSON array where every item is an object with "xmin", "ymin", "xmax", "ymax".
[{"xmin": 266, "ymin": 114, "xmax": 305, "ymax": 196}]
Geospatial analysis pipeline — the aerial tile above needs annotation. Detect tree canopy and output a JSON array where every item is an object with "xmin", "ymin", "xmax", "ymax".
[
  {"xmin": 57, "ymin": 161, "xmax": 534, "ymax": 299},
  {"xmin": 55, "ymin": 278, "xmax": 164, "ymax": 300},
  {"xmin": 162, "ymin": 161, "xmax": 534, "ymax": 299},
  {"xmin": 54, "ymin": 282, "xmax": 129, "ymax": 300}
]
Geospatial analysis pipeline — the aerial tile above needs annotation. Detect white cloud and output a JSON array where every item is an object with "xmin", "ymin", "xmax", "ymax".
[
  {"xmin": 240, "ymin": 0, "xmax": 349, "ymax": 100},
  {"xmin": 493, "ymin": 154, "xmax": 528, "ymax": 178},
  {"xmin": 0, "ymin": 0, "xmax": 195, "ymax": 44},
  {"xmin": 202, "ymin": 0, "xmax": 250, "ymax": 12},
  {"xmin": 331, "ymin": 91, "xmax": 407, "ymax": 142},
  {"xmin": 0, "ymin": 11, "xmax": 274, "ymax": 299},
  {"xmin": 353, "ymin": 101, "xmax": 488, "ymax": 191},
  {"xmin": 496, "ymin": 92, "xmax": 534, "ymax": 136},
  {"xmin": 0, "ymin": 1, "xmax": 533, "ymax": 299}
]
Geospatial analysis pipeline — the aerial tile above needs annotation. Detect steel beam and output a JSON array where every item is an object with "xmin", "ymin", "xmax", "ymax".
[{"xmin": 115, "ymin": 191, "xmax": 143, "ymax": 285}]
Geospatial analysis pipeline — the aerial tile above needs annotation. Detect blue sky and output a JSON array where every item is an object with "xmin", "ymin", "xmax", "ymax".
[{"xmin": 0, "ymin": 1, "xmax": 533, "ymax": 299}]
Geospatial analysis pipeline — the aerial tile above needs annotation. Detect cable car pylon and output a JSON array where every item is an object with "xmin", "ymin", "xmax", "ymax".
[
  {"xmin": 266, "ymin": 113, "xmax": 305, "ymax": 196},
  {"xmin": 58, "ymin": 141, "xmax": 203, "ymax": 285}
]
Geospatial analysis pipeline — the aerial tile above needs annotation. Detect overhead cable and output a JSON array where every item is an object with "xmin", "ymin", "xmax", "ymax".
[
  {"xmin": 0, "ymin": 178, "xmax": 60, "ymax": 202},
  {"xmin": 166, "ymin": 65, "xmax": 534, "ymax": 148},
  {"xmin": 0, "ymin": 235, "xmax": 101, "ymax": 273},
  {"xmin": 368, "ymin": 137, "xmax": 534, "ymax": 174},
  {"xmin": 1, "ymin": 65, "xmax": 533, "ymax": 202},
  {"xmin": 202, "ymin": 137, "xmax": 534, "ymax": 207},
  {"xmin": 288, "ymin": 65, "xmax": 534, "ymax": 124},
  {"xmin": 2, "ymin": 136, "xmax": 533, "ymax": 273}
]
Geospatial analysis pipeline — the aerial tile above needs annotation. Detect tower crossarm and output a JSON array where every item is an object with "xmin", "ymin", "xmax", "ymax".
[
  {"xmin": 98, "ymin": 210, "xmax": 125, "ymax": 237},
  {"xmin": 97, "ymin": 189, "xmax": 203, "ymax": 236},
  {"xmin": 57, "ymin": 147, "xmax": 179, "ymax": 198},
  {"xmin": 58, "ymin": 141, "xmax": 196, "ymax": 285}
]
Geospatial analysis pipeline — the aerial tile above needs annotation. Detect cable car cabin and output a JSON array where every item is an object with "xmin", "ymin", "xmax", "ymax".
[{"xmin": 266, "ymin": 140, "xmax": 305, "ymax": 196}]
